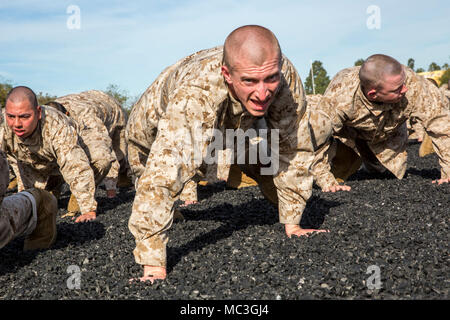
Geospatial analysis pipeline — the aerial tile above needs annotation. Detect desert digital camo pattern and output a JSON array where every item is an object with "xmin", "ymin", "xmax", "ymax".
[
  {"xmin": 54, "ymin": 90, "xmax": 127, "ymax": 191},
  {"xmin": 311, "ymin": 66, "xmax": 450, "ymax": 190},
  {"xmin": 440, "ymin": 83, "xmax": 450, "ymax": 102},
  {"xmin": 1, "ymin": 106, "xmax": 97, "ymax": 214},
  {"xmin": 126, "ymin": 48, "xmax": 226, "ymax": 202},
  {"xmin": 128, "ymin": 46, "xmax": 316, "ymax": 267}
]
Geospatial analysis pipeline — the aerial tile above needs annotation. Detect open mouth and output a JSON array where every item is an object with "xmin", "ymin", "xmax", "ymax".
[{"xmin": 250, "ymin": 98, "xmax": 271, "ymax": 111}]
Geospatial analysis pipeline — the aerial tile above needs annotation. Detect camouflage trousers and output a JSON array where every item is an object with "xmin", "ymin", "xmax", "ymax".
[
  {"xmin": 128, "ymin": 162, "xmax": 278, "ymax": 267},
  {"xmin": 77, "ymin": 129, "xmax": 115, "ymax": 190},
  {"xmin": 127, "ymin": 140, "xmax": 198, "ymax": 202},
  {"xmin": 0, "ymin": 192, "xmax": 36, "ymax": 249},
  {"xmin": 330, "ymin": 138, "xmax": 392, "ymax": 182},
  {"xmin": 103, "ymin": 125, "xmax": 129, "ymax": 191}
]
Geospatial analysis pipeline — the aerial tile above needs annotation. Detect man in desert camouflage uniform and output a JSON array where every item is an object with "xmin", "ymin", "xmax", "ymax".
[
  {"xmin": 49, "ymin": 90, "xmax": 131, "ymax": 201},
  {"xmin": 128, "ymin": 25, "xmax": 327, "ymax": 283},
  {"xmin": 0, "ymin": 149, "xmax": 58, "ymax": 250},
  {"xmin": 311, "ymin": 54, "xmax": 450, "ymax": 193},
  {"xmin": 2, "ymin": 86, "xmax": 98, "ymax": 223}
]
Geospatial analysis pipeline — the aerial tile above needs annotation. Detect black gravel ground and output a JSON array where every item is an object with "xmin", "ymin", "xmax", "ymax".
[{"xmin": 0, "ymin": 140, "xmax": 448, "ymax": 301}]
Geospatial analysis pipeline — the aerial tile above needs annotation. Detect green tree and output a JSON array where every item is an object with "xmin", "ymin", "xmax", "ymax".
[
  {"xmin": 0, "ymin": 79, "xmax": 13, "ymax": 107},
  {"xmin": 354, "ymin": 59, "xmax": 364, "ymax": 67},
  {"xmin": 415, "ymin": 67, "xmax": 425, "ymax": 73},
  {"xmin": 37, "ymin": 92, "xmax": 57, "ymax": 105},
  {"xmin": 304, "ymin": 60, "xmax": 330, "ymax": 95},
  {"xmin": 407, "ymin": 58, "xmax": 415, "ymax": 70},
  {"xmin": 105, "ymin": 84, "xmax": 129, "ymax": 106},
  {"xmin": 428, "ymin": 62, "xmax": 441, "ymax": 71}
]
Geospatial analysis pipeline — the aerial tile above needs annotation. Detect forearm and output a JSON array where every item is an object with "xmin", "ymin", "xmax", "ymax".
[{"xmin": 273, "ymin": 151, "xmax": 314, "ymax": 225}]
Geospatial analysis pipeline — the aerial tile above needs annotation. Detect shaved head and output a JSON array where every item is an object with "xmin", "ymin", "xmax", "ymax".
[
  {"xmin": 5, "ymin": 86, "xmax": 38, "ymax": 109},
  {"xmin": 223, "ymin": 25, "xmax": 281, "ymax": 71},
  {"xmin": 359, "ymin": 54, "xmax": 404, "ymax": 91}
]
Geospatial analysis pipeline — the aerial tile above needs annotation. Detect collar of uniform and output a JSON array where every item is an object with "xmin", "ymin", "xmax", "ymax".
[
  {"xmin": 356, "ymin": 84, "xmax": 395, "ymax": 117},
  {"xmin": 227, "ymin": 89, "xmax": 246, "ymax": 116}
]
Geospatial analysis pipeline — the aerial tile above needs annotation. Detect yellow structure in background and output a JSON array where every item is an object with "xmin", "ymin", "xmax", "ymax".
[{"xmin": 417, "ymin": 70, "xmax": 446, "ymax": 86}]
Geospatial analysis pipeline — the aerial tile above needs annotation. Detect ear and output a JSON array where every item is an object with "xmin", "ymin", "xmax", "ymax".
[
  {"xmin": 221, "ymin": 65, "xmax": 232, "ymax": 84},
  {"xmin": 36, "ymin": 105, "xmax": 42, "ymax": 120},
  {"xmin": 366, "ymin": 88, "xmax": 378, "ymax": 100}
]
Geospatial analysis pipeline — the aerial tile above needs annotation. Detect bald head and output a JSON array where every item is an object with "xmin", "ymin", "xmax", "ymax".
[
  {"xmin": 223, "ymin": 25, "xmax": 281, "ymax": 71},
  {"xmin": 5, "ymin": 86, "xmax": 38, "ymax": 110},
  {"xmin": 359, "ymin": 54, "xmax": 404, "ymax": 91}
]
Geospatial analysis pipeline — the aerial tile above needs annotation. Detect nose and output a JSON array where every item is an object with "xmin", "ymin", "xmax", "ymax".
[
  {"xmin": 255, "ymin": 82, "xmax": 269, "ymax": 101},
  {"xmin": 13, "ymin": 117, "xmax": 22, "ymax": 128}
]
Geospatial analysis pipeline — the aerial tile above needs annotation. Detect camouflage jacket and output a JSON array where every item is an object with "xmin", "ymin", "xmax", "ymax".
[
  {"xmin": 440, "ymin": 83, "xmax": 450, "ymax": 101},
  {"xmin": 1, "ymin": 106, "xmax": 97, "ymax": 213},
  {"xmin": 312, "ymin": 66, "xmax": 450, "ymax": 189}
]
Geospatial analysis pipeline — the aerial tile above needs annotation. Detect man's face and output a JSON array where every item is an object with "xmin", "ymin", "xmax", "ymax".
[
  {"xmin": 374, "ymin": 71, "xmax": 408, "ymax": 104},
  {"xmin": 5, "ymin": 99, "xmax": 41, "ymax": 138},
  {"xmin": 222, "ymin": 53, "xmax": 281, "ymax": 117}
]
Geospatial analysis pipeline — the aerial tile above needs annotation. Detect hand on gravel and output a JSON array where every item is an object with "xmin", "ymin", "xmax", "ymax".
[
  {"xmin": 129, "ymin": 266, "xmax": 167, "ymax": 283},
  {"xmin": 432, "ymin": 178, "xmax": 450, "ymax": 185},
  {"xmin": 285, "ymin": 224, "xmax": 329, "ymax": 238},
  {"xmin": 73, "ymin": 211, "xmax": 96, "ymax": 223},
  {"xmin": 322, "ymin": 185, "xmax": 351, "ymax": 192}
]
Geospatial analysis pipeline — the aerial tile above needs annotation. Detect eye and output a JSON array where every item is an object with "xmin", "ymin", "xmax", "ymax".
[
  {"xmin": 242, "ymin": 78, "xmax": 256, "ymax": 84},
  {"xmin": 266, "ymin": 74, "xmax": 279, "ymax": 82}
]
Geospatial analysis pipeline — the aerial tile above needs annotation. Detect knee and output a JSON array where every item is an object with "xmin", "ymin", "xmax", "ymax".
[{"xmin": 91, "ymin": 159, "xmax": 113, "ymax": 176}]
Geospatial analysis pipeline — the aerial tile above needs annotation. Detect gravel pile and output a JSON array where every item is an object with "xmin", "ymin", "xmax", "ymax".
[{"xmin": 0, "ymin": 141, "xmax": 448, "ymax": 300}]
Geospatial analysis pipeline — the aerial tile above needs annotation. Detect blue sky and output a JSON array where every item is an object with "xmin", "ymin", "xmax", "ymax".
[{"xmin": 1, "ymin": 0, "xmax": 449, "ymax": 104}]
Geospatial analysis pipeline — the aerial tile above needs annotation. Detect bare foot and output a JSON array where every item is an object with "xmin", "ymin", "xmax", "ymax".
[
  {"xmin": 285, "ymin": 224, "xmax": 329, "ymax": 238},
  {"xmin": 129, "ymin": 266, "xmax": 167, "ymax": 283}
]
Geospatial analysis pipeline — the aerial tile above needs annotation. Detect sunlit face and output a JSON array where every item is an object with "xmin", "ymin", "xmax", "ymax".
[
  {"xmin": 374, "ymin": 71, "xmax": 408, "ymax": 104},
  {"xmin": 222, "ymin": 52, "xmax": 281, "ymax": 117},
  {"xmin": 5, "ymin": 99, "xmax": 41, "ymax": 138}
]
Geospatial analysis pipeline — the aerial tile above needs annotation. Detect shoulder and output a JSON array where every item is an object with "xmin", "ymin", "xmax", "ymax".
[{"xmin": 40, "ymin": 105, "xmax": 76, "ymax": 134}]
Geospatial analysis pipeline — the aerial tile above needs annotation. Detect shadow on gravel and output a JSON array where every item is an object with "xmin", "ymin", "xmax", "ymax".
[
  {"xmin": 95, "ymin": 189, "xmax": 136, "ymax": 214},
  {"xmin": 167, "ymin": 196, "xmax": 340, "ymax": 272},
  {"xmin": 196, "ymin": 181, "xmax": 228, "ymax": 202},
  {"xmin": 347, "ymin": 169, "xmax": 397, "ymax": 182},
  {"xmin": 300, "ymin": 196, "xmax": 340, "ymax": 229},
  {"xmin": 0, "ymin": 241, "xmax": 39, "ymax": 276},
  {"xmin": 405, "ymin": 167, "xmax": 440, "ymax": 180},
  {"xmin": 51, "ymin": 221, "xmax": 106, "ymax": 250}
]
